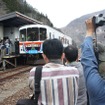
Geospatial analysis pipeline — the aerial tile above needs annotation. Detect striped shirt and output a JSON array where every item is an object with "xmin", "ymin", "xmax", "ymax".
[{"xmin": 29, "ymin": 62, "xmax": 79, "ymax": 105}]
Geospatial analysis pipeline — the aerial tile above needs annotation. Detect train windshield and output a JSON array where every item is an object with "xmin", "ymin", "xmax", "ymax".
[
  {"xmin": 19, "ymin": 29, "xmax": 26, "ymax": 41},
  {"xmin": 27, "ymin": 28, "xmax": 39, "ymax": 41},
  {"xmin": 19, "ymin": 27, "xmax": 46, "ymax": 41}
]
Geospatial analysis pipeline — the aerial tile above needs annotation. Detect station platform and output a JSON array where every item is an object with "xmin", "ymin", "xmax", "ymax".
[{"xmin": 1, "ymin": 55, "xmax": 20, "ymax": 70}]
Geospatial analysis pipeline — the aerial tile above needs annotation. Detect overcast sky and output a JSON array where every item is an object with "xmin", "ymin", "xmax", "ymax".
[{"xmin": 26, "ymin": 0, "xmax": 105, "ymax": 28}]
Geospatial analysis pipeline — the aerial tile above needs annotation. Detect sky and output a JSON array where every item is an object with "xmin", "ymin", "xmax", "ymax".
[{"xmin": 26, "ymin": 0, "xmax": 105, "ymax": 28}]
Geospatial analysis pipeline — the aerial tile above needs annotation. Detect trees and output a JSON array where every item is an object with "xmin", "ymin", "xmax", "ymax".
[{"xmin": 2, "ymin": 0, "xmax": 53, "ymax": 27}]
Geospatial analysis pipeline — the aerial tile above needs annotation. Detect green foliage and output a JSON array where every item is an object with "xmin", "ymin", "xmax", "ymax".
[{"xmin": 2, "ymin": 0, "xmax": 53, "ymax": 27}]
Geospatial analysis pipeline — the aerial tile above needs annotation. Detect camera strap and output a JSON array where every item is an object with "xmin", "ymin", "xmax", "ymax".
[
  {"xmin": 94, "ymin": 30, "xmax": 99, "ymax": 64},
  {"xmin": 92, "ymin": 17, "xmax": 99, "ymax": 64},
  {"xmin": 34, "ymin": 66, "xmax": 43, "ymax": 103}
]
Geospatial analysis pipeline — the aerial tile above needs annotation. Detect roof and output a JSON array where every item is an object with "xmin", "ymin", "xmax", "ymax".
[{"xmin": 0, "ymin": 11, "xmax": 43, "ymax": 27}]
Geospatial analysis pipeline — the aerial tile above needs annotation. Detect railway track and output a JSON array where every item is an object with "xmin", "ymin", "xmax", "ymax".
[
  {"xmin": 0, "ymin": 65, "xmax": 28, "ymax": 75},
  {"xmin": 0, "ymin": 65, "xmax": 33, "ymax": 82}
]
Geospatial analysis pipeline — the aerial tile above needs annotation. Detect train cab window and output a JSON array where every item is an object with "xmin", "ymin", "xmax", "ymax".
[
  {"xmin": 27, "ymin": 28, "xmax": 39, "ymax": 41},
  {"xmin": 20, "ymin": 29, "xmax": 26, "ymax": 41},
  {"xmin": 40, "ymin": 28, "xmax": 46, "ymax": 40}
]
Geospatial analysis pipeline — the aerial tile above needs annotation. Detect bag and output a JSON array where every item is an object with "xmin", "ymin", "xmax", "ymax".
[
  {"xmin": 16, "ymin": 66, "xmax": 42, "ymax": 105},
  {"xmin": 16, "ymin": 97, "xmax": 37, "ymax": 105}
]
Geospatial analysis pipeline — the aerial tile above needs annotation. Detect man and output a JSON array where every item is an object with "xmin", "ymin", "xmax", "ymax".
[
  {"xmin": 29, "ymin": 39, "xmax": 79, "ymax": 105},
  {"xmin": 64, "ymin": 45, "xmax": 87, "ymax": 105},
  {"xmin": 81, "ymin": 17, "xmax": 105, "ymax": 105}
]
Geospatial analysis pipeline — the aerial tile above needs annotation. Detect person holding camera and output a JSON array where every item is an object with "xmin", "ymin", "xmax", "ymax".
[{"xmin": 81, "ymin": 17, "xmax": 105, "ymax": 105}]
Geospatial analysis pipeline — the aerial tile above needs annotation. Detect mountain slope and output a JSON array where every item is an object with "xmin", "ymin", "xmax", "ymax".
[{"xmin": 61, "ymin": 9, "xmax": 105, "ymax": 46}]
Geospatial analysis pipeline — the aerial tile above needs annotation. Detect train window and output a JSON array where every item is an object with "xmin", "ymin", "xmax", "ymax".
[
  {"xmin": 49, "ymin": 32, "xmax": 51, "ymax": 39},
  {"xmin": 40, "ymin": 28, "xmax": 46, "ymax": 40},
  {"xmin": 67, "ymin": 40, "xmax": 69, "ymax": 44},
  {"xmin": 20, "ymin": 29, "xmax": 26, "ymax": 41},
  {"xmin": 53, "ymin": 34, "xmax": 55, "ymax": 38},
  {"xmin": 65, "ymin": 38, "xmax": 67, "ymax": 44},
  {"xmin": 61, "ymin": 37, "xmax": 64, "ymax": 43},
  {"xmin": 27, "ymin": 28, "xmax": 39, "ymax": 41}
]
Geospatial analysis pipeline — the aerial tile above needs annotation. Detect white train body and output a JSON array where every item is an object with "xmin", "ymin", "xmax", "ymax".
[{"xmin": 19, "ymin": 24, "xmax": 72, "ymax": 54}]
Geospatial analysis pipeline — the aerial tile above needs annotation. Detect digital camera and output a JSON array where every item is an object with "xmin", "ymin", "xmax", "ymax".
[{"xmin": 93, "ymin": 14, "xmax": 105, "ymax": 27}]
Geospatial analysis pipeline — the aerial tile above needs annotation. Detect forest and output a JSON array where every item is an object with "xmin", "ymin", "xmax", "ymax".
[{"xmin": 2, "ymin": 0, "xmax": 53, "ymax": 27}]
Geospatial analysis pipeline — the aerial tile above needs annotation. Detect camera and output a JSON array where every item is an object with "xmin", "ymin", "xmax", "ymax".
[{"xmin": 93, "ymin": 14, "xmax": 105, "ymax": 27}]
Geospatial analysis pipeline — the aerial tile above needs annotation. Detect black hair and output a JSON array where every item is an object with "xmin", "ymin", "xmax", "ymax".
[
  {"xmin": 42, "ymin": 38, "xmax": 63, "ymax": 59},
  {"xmin": 64, "ymin": 45, "xmax": 78, "ymax": 62}
]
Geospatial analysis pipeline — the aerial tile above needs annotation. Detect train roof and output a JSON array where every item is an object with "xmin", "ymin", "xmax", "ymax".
[
  {"xmin": 19, "ymin": 24, "xmax": 72, "ymax": 41},
  {"xmin": 19, "ymin": 24, "xmax": 66, "ymax": 35},
  {"xmin": 19, "ymin": 24, "xmax": 50, "ymax": 30}
]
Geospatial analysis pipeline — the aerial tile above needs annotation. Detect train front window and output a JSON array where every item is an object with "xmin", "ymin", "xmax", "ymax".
[
  {"xmin": 40, "ymin": 28, "xmax": 46, "ymax": 40},
  {"xmin": 27, "ymin": 28, "xmax": 39, "ymax": 41},
  {"xmin": 20, "ymin": 29, "xmax": 26, "ymax": 41}
]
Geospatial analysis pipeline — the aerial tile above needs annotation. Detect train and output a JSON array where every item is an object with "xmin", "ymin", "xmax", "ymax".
[{"xmin": 17, "ymin": 24, "xmax": 73, "ymax": 63}]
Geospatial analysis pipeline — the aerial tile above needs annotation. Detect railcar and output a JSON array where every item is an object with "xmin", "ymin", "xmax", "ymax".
[{"xmin": 18, "ymin": 24, "xmax": 73, "ymax": 63}]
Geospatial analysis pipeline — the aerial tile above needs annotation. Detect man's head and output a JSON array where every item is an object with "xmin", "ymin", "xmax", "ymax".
[
  {"xmin": 64, "ymin": 45, "xmax": 78, "ymax": 63},
  {"xmin": 42, "ymin": 38, "xmax": 63, "ymax": 62}
]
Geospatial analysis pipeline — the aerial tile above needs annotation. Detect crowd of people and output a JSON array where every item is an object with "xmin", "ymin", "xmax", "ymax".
[
  {"xmin": 0, "ymin": 37, "xmax": 12, "ymax": 58},
  {"xmin": 0, "ymin": 37, "xmax": 13, "ymax": 68},
  {"xmin": 16, "ymin": 16, "xmax": 105, "ymax": 105}
]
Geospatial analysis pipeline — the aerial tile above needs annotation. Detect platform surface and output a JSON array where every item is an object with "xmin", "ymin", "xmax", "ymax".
[{"xmin": 2, "ymin": 55, "xmax": 20, "ymax": 59}]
